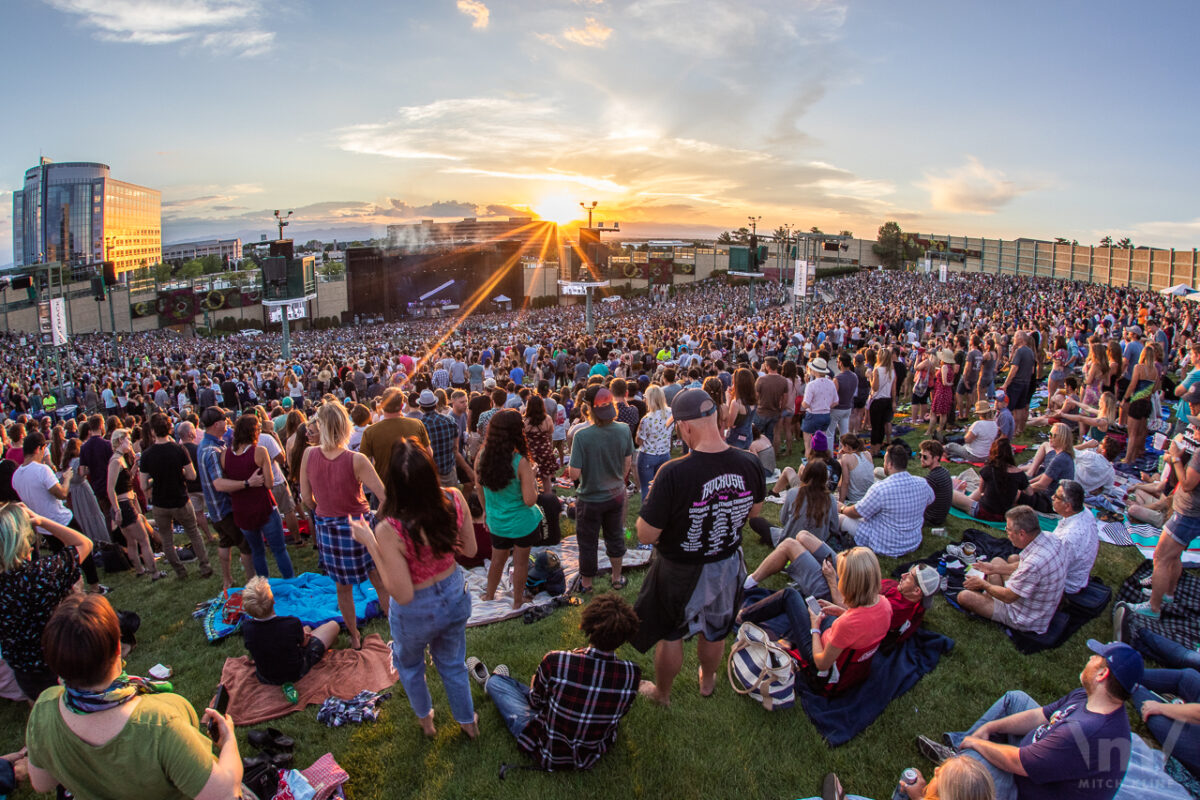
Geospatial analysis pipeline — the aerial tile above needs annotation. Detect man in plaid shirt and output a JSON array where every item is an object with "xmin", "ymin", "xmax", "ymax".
[
  {"xmin": 838, "ymin": 444, "xmax": 934, "ymax": 557},
  {"xmin": 957, "ymin": 505, "xmax": 1068, "ymax": 635},
  {"xmin": 417, "ymin": 390, "xmax": 468, "ymax": 487},
  {"xmin": 474, "ymin": 594, "xmax": 641, "ymax": 771}
]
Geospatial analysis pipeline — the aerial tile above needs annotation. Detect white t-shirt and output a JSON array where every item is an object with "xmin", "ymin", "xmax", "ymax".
[
  {"xmin": 256, "ymin": 433, "xmax": 286, "ymax": 486},
  {"xmin": 966, "ymin": 419, "xmax": 999, "ymax": 460},
  {"xmin": 12, "ymin": 461, "xmax": 73, "ymax": 533}
]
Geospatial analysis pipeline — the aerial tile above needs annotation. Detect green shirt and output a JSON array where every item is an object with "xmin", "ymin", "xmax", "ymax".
[
  {"xmin": 482, "ymin": 453, "xmax": 544, "ymax": 539},
  {"xmin": 26, "ymin": 688, "xmax": 215, "ymax": 800},
  {"xmin": 569, "ymin": 422, "xmax": 633, "ymax": 503}
]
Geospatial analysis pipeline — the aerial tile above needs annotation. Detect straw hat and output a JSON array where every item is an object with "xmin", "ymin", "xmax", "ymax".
[
  {"xmin": 973, "ymin": 400, "xmax": 994, "ymax": 416},
  {"xmin": 938, "ymin": 349, "xmax": 955, "ymax": 364},
  {"xmin": 809, "ymin": 357, "xmax": 831, "ymax": 375}
]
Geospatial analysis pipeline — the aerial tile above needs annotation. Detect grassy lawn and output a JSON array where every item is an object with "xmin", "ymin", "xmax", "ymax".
[{"xmin": 0, "ymin": 421, "xmax": 1150, "ymax": 800}]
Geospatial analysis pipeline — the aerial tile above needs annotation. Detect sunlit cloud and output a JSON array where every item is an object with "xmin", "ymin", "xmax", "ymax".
[
  {"xmin": 42, "ymin": 0, "xmax": 273, "ymax": 55},
  {"xmin": 445, "ymin": 168, "xmax": 626, "ymax": 193},
  {"xmin": 562, "ymin": 17, "xmax": 612, "ymax": 48},
  {"xmin": 456, "ymin": 0, "xmax": 489, "ymax": 30},
  {"xmin": 919, "ymin": 157, "xmax": 1032, "ymax": 215}
]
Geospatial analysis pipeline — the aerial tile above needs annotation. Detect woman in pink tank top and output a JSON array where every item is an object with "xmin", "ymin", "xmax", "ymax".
[
  {"xmin": 351, "ymin": 439, "xmax": 478, "ymax": 738},
  {"xmin": 300, "ymin": 402, "xmax": 388, "ymax": 650}
]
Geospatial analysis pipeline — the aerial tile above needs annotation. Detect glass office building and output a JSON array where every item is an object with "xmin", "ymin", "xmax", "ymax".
[{"xmin": 11, "ymin": 158, "xmax": 161, "ymax": 278}]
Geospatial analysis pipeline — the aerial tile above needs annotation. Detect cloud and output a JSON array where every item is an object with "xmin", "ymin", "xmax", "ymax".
[
  {"xmin": 161, "ymin": 183, "xmax": 267, "ymax": 217},
  {"xmin": 456, "ymin": 0, "xmax": 489, "ymax": 29},
  {"xmin": 1099, "ymin": 218, "xmax": 1200, "ymax": 250},
  {"xmin": 919, "ymin": 157, "xmax": 1030, "ymax": 215},
  {"xmin": 562, "ymin": 17, "xmax": 612, "ymax": 48},
  {"xmin": 42, "ymin": 0, "xmax": 273, "ymax": 55}
]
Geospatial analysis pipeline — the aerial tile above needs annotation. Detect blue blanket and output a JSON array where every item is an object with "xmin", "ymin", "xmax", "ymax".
[
  {"xmin": 798, "ymin": 628, "xmax": 955, "ymax": 747},
  {"xmin": 202, "ymin": 572, "xmax": 382, "ymax": 643}
]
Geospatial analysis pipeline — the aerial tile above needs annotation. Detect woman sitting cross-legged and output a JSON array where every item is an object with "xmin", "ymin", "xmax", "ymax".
[
  {"xmin": 25, "ymin": 594, "xmax": 244, "ymax": 799},
  {"xmin": 951, "ymin": 437, "xmax": 1028, "ymax": 523},
  {"xmin": 752, "ymin": 460, "xmax": 840, "ymax": 547}
]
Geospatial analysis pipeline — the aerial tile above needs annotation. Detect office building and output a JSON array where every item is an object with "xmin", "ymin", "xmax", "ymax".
[
  {"xmin": 163, "ymin": 237, "xmax": 242, "ymax": 265},
  {"xmin": 11, "ymin": 158, "xmax": 161, "ymax": 277}
]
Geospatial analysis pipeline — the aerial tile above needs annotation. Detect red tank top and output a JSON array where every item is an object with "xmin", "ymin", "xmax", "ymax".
[
  {"xmin": 307, "ymin": 448, "xmax": 369, "ymax": 516},
  {"xmin": 388, "ymin": 491, "xmax": 463, "ymax": 585},
  {"xmin": 223, "ymin": 445, "xmax": 275, "ymax": 530}
]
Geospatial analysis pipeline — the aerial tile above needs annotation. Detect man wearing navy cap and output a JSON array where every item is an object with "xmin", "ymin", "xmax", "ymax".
[
  {"xmin": 916, "ymin": 640, "xmax": 1140, "ymax": 800},
  {"xmin": 632, "ymin": 388, "xmax": 765, "ymax": 706}
]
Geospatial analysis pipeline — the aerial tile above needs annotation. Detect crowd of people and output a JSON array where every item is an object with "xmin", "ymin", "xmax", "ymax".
[{"xmin": 1, "ymin": 268, "xmax": 1199, "ymax": 799}]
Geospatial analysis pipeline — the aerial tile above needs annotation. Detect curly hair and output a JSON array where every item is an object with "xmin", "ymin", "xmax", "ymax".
[
  {"xmin": 477, "ymin": 409, "xmax": 528, "ymax": 492},
  {"xmin": 379, "ymin": 439, "xmax": 458, "ymax": 557},
  {"xmin": 580, "ymin": 592, "xmax": 640, "ymax": 651}
]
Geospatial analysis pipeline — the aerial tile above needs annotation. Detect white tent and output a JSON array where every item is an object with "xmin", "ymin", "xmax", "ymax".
[
  {"xmin": 492, "ymin": 294, "xmax": 511, "ymax": 303},
  {"xmin": 1162, "ymin": 283, "xmax": 1195, "ymax": 296},
  {"xmin": 1185, "ymin": 292, "xmax": 1200, "ymax": 303},
  {"xmin": 601, "ymin": 295, "xmax": 621, "ymax": 303}
]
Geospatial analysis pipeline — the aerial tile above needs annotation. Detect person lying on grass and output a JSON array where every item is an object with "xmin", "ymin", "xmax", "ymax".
[
  {"xmin": 467, "ymin": 592, "xmax": 640, "ymax": 771},
  {"xmin": 240, "ymin": 576, "xmax": 340, "ymax": 686}
]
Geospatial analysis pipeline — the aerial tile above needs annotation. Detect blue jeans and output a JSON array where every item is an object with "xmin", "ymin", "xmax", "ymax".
[
  {"xmin": 739, "ymin": 587, "xmax": 833, "ymax": 656},
  {"xmin": 637, "ymin": 451, "xmax": 670, "ymax": 501},
  {"xmin": 484, "ymin": 673, "xmax": 536, "ymax": 739},
  {"xmin": 1132, "ymin": 668, "xmax": 1200, "ymax": 774},
  {"xmin": 240, "ymin": 508, "xmax": 295, "ymax": 579},
  {"xmin": 388, "ymin": 567, "xmax": 475, "ymax": 724},
  {"xmin": 1135, "ymin": 629, "xmax": 1200, "ymax": 670},
  {"xmin": 946, "ymin": 690, "xmax": 1042, "ymax": 800},
  {"xmin": 752, "ymin": 412, "xmax": 779, "ymax": 444}
]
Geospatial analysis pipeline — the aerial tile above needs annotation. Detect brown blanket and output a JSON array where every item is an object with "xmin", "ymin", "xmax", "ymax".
[{"xmin": 222, "ymin": 634, "xmax": 397, "ymax": 726}]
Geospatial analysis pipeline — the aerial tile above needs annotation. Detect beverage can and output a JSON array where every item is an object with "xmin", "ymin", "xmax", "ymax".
[{"xmin": 902, "ymin": 768, "xmax": 919, "ymax": 786}]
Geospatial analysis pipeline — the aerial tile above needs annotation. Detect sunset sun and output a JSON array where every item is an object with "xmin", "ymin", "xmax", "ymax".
[{"xmin": 532, "ymin": 194, "xmax": 583, "ymax": 226}]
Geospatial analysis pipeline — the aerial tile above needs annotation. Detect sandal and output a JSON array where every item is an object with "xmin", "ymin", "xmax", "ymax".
[{"xmin": 611, "ymin": 575, "xmax": 628, "ymax": 590}]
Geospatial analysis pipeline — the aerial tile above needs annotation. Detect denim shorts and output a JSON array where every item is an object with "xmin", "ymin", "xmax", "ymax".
[
  {"xmin": 801, "ymin": 412, "xmax": 831, "ymax": 434},
  {"xmin": 1166, "ymin": 512, "xmax": 1200, "ymax": 547}
]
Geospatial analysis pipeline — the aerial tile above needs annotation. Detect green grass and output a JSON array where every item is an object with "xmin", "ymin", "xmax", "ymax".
[{"xmin": 0, "ymin": 421, "xmax": 1149, "ymax": 800}]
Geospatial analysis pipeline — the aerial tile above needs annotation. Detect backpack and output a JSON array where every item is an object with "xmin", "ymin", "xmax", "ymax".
[{"xmin": 727, "ymin": 622, "xmax": 796, "ymax": 710}]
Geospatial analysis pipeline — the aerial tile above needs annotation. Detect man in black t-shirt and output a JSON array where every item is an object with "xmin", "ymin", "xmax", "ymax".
[
  {"xmin": 139, "ymin": 414, "xmax": 212, "ymax": 579},
  {"xmin": 633, "ymin": 388, "xmax": 765, "ymax": 706}
]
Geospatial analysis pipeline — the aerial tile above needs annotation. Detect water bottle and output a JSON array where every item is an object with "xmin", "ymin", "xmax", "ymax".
[{"xmin": 937, "ymin": 557, "xmax": 949, "ymax": 592}]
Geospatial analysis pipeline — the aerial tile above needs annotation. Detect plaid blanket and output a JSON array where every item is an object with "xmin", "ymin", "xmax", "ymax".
[{"xmin": 1117, "ymin": 561, "xmax": 1200, "ymax": 654}]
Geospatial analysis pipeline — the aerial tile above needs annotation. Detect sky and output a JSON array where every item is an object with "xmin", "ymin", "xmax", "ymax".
[{"xmin": 3, "ymin": 0, "xmax": 1200, "ymax": 265}]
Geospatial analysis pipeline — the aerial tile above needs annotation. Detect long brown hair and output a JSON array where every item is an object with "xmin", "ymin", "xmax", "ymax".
[{"xmin": 792, "ymin": 460, "xmax": 831, "ymax": 527}]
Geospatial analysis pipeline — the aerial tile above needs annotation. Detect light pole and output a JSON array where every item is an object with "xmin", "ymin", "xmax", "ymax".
[
  {"xmin": 579, "ymin": 201, "xmax": 597, "ymax": 229},
  {"xmin": 747, "ymin": 216, "xmax": 761, "ymax": 315},
  {"xmin": 103, "ymin": 237, "xmax": 117, "ymax": 362},
  {"xmin": 274, "ymin": 210, "xmax": 293, "ymax": 240}
]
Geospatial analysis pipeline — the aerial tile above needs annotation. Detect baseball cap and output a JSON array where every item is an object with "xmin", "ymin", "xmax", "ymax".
[
  {"xmin": 994, "ymin": 389, "xmax": 1008, "ymax": 403},
  {"xmin": 912, "ymin": 564, "xmax": 940, "ymax": 601},
  {"xmin": 1086, "ymin": 639, "xmax": 1143, "ymax": 693},
  {"xmin": 670, "ymin": 387, "xmax": 717, "ymax": 422},
  {"xmin": 281, "ymin": 396, "xmax": 293, "ymax": 409},
  {"xmin": 586, "ymin": 386, "xmax": 617, "ymax": 421},
  {"xmin": 1183, "ymin": 385, "xmax": 1200, "ymax": 405},
  {"xmin": 418, "ymin": 389, "xmax": 438, "ymax": 408}
]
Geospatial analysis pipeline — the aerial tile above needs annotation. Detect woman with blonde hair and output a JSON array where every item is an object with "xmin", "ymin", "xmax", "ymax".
[
  {"xmin": 1020, "ymin": 422, "xmax": 1076, "ymax": 512},
  {"xmin": 300, "ymin": 401, "xmax": 389, "ymax": 649},
  {"xmin": 869, "ymin": 347, "xmax": 897, "ymax": 454},
  {"xmin": 105, "ymin": 429, "xmax": 161, "ymax": 579},
  {"xmin": 1059, "ymin": 391, "xmax": 1119, "ymax": 446},
  {"xmin": 635, "ymin": 384, "xmax": 674, "ymax": 501},
  {"xmin": 1122, "ymin": 344, "xmax": 1160, "ymax": 464},
  {"xmin": 1082, "ymin": 341, "xmax": 1109, "ymax": 407},
  {"xmin": 724, "ymin": 367, "xmax": 757, "ymax": 449}
]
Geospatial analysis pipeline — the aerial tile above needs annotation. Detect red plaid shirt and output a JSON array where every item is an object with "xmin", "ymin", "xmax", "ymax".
[{"xmin": 517, "ymin": 646, "xmax": 641, "ymax": 770}]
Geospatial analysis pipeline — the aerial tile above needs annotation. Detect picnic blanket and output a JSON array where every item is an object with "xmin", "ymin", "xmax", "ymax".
[
  {"xmin": 1098, "ymin": 518, "xmax": 1200, "ymax": 565},
  {"xmin": 201, "ymin": 573, "xmax": 383, "ymax": 643},
  {"xmin": 463, "ymin": 535, "xmax": 653, "ymax": 627},
  {"xmin": 797, "ymin": 628, "xmax": 955, "ymax": 747},
  {"xmin": 948, "ymin": 506, "xmax": 1059, "ymax": 532},
  {"xmin": 1113, "ymin": 735, "xmax": 1194, "ymax": 800},
  {"xmin": 1117, "ymin": 561, "xmax": 1200, "ymax": 657},
  {"xmin": 220, "ymin": 633, "xmax": 397, "ymax": 726}
]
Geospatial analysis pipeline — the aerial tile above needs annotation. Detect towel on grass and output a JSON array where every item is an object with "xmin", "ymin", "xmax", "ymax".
[
  {"xmin": 1113, "ymin": 735, "xmax": 1194, "ymax": 800},
  {"xmin": 948, "ymin": 506, "xmax": 1058, "ymax": 532},
  {"xmin": 1098, "ymin": 519, "xmax": 1200, "ymax": 565},
  {"xmin": 797, "ymin": 629, "xmax": 954, "ymax": 747},
  {"xmin": 221, "ymin": 634, "xmax": 397, "ymax": 726},
  {"xmin": 463, "ymin": 535, "xmax": 652, "ymax": 627},
  {"xmin": 201, "ymin": 572, "xmax": 383, "ymax": 643}
]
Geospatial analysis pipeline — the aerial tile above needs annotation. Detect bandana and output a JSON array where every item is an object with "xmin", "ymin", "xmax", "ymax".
[{"xmin": 63, "ymin": 672, "xmax": 172, "ymax": 715}]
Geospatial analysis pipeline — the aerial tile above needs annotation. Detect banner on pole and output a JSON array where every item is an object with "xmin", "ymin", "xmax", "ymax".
[
  {"xmin": 268, "ymin": 300, "xmax": 307, "ymax": 323},
  {"xmin": 793, "ymin": 259, "xmax": 814, "ymax": 297},
  {"xmin": 923, "ymin": 258, "xmax": 932, "ymax": 275},
  {"xmin": 938, "ymin": 263, "xmax": 948, "ymax": 283},
  {"xmin": 561, "ymin": 284, "xmax": 587, "ymax": 296}
]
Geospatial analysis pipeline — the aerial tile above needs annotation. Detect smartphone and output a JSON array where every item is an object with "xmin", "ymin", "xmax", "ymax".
[
  {"xmin": 208, "ymin": 684, "xmax": 229, "ymax": 741},
  {"xmin": 805, "ymin": 595, "xmax": 823, "ymax": 617}
]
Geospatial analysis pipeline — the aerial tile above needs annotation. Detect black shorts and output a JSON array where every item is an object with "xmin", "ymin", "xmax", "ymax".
[
  {"xmin": 490, "ymin": 518, "xmax": 544, "ymax": 551},
  {"xmin": 1007, "ymin": 382, "xmax": 1030, "ymax": 412},
  {"xmin": 214, "ymin": 514, "xmax": 251, "ymax": 553},
  {"xmin": 299, "ymin": 637, "xmax": 327, "ymax": 678},
  {"xmin": 117, "ymin": 499, "xmax": 139, "ymax": 529},
  {"xmin": 1128, "ymin": 397, "xmax": 1153, "ymax": 421},
  {"xmin": 912, "ymin": 389, "xmax": 930, "ymax": 405}
]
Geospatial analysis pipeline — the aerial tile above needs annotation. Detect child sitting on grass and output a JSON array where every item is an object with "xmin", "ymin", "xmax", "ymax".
[{"xmin": 241, "ymin": 576, "xmax": 341, "ymax": 685}]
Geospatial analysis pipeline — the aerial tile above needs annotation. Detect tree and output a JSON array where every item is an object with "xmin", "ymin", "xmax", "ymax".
[
  {"xmin": 1099, "ymin": 236, "xmax": 1114, "ymax": 248},
  {"xmin": 872, "ymin": 221, "xmax": 917, "ymax": 269},
  {"xmin": 1117, "ymin": 237, "xmax": 1134, "ymax": 249},
  {"xmin": 178, "ymin": 259, "xmax": 204, "ymax": 279},
  {"xmin": 809, "ymin": 226, "xmax": 823, "ymax": 234},
  {"xmin": 839, "ymin": 230, "xmax": 853, "ymax": 238},
  {"xmin": 772, "ymin": 225, "xmax": 790, "ymax": 241},
  {"xmin": 717, "ymin": 227, "xmax": 751, "ymax": 244},
  {"xmin": 1054, "ymin": 237, "xmax": 1078, "ymax": 246},
  {"xmin": 200, "ymin": 254, "xmax": 223, "ymax": 274},
  {"xmin": 716, "ymin": 231, "xmax": 733, "ymax": 244},
  {"xmin": 153, "ymin": 262, "xmax": 174, "ymax": 282},
  {"xmin": 303, "ymin": 239, "xmax": 323, "ymax": 251},
  {"xmin": 319, "ymin": 261, "xmax": 345, "ymax": 279}
]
